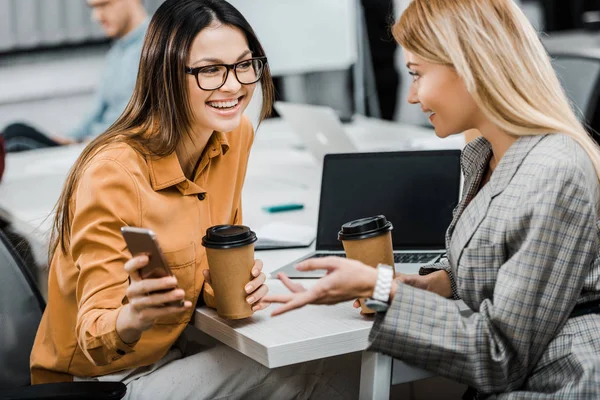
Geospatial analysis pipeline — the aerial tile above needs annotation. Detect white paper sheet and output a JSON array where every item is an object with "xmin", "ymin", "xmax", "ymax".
[{"xmin": 255, "ymin": 222, "xmax": 316, "ymax": 250}]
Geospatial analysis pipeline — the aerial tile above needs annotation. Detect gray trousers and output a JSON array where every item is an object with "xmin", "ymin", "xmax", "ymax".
[{"xmin": 120, "ymin": 327, "xmax": 361, "ymax": 400}]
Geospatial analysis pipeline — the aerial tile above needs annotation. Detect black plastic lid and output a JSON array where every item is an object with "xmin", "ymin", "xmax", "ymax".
[
  {"xmin": 202, "ymin": 225, "xmax": 257, "ymax": 249},
  {"xmin": 337, "ymin": 215, "xmax": 393, "ymax": 241}
]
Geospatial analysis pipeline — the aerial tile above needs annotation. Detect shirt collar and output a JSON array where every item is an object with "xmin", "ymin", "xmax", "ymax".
[
  {"xmin": 116, "ymin": 18, "xmax": 149, "ymax": 48},
  {"xmin": 146, "ymin": 130, "xmax": 230, "ymax": 191},
  {"xmin": 461, "ymin": 136, "xmax": 492, "ymax": 178},
  {"xmin": 146, "ymin": 151, "xmax": 186, "ymax": 191},
  {"xmin": 205, "ymin": 130, "xmax": 230, "ymax": 158}
]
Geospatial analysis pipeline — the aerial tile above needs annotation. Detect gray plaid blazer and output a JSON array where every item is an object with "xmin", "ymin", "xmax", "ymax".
[{"xmin": 369, "ymin": 134, "xmax": 600, "ymax": 399}]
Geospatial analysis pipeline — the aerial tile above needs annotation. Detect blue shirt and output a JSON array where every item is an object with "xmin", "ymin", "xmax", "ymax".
[{"xmin": 68, "ymin": 19, "xmax": 149, "ymax": 141}]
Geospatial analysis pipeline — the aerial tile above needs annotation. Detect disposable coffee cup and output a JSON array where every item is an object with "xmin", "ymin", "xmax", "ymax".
[
  {"xmin": 202, "ymin": 225, "xmax": 257, "ymax": 319},
  {"xmin": 338, "ymin": 215, "xmax": 394, "ymax": 314}
]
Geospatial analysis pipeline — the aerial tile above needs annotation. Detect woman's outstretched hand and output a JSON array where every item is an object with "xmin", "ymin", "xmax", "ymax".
[{"xmin": 261, "ymin": 256, "xmax": 379, "ymax": 316}]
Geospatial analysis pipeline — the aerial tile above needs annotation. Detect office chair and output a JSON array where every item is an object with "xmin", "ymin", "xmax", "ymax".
[
  {"xmin": 0, "ymin": 220, "xmax": 41, "ymax": 288},
  {"xmin": 550, "ymin": 51, "xmax": 600, "ymax": 145},
  {"xmin": 0, "ymin": 230, "xmax": 126, "ymax": 400}
]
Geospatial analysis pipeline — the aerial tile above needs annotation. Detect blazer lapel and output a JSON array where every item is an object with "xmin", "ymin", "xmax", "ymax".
[
  {"xmin": 487, "ymin": 134, "xmax": 546, "ymax": 198},
  {"xmin": 447, "ymin": 134, "xmax": 547, "ymax": 267},
  {"xmin": 448, "ymin": 184, "xmax": 493, "ymax": 266},
  {"xmin": 446, "ymin": 137, "xmax": 490, "ymax": 266}
]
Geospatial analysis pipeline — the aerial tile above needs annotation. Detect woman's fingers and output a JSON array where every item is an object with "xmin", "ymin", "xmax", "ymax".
[
  {"xmin": 270, "ymin": 290, "xmax": 317, "ymax": 316},
  {"xmin": 396, "ymin": 273, "xmax": 427, "ymax": 290},
  {"xmin": 129, "ymin": 288, "xmax": 186, "ymax": 309},
  {"xmin": 251, "ymin": 259, "xmax": 264, "ymax": 277},
  {"xmin": 202, "ymin": 269, "xmax": 211, "ymax": 285},
  {"xmin": 295, "ymin": 256, "xmax": 344, "ymax": 272},
  {"xmin": 277, "ymin": 273, "xmax": 306, "ymax": 293},
  {"xmin": 127, "ymin": 276, "xmax": 178, "ymax": 298},
  {"xmin": 124, "ymin": 255, "xmax": 149, "ymax": 282},
  {"xmin": 247, "ymin": 284, "xmax": 268, "ymax": 305},
  {"xmin": 136, "ymin": 302, "xmax": 192, "ymax": 321},
  {"xmin": 262, "ymin": 293, "xmax": 295, "ymax": 304},
  {"xmin": 276, "ymin": 273, "xmax": 308, "ymax": 295},
  {"xmin": 245, "ymin": 272, "xmax": 266, "ymax": 294},
  {"xmin": 252, "ymin": 301, "xmax": 270, "ymax": 312}
]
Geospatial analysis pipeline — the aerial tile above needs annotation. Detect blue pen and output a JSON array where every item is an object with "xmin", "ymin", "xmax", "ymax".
[{"xmin": 262, "ymin": 203, "xmax": 304, "ymax": 213}]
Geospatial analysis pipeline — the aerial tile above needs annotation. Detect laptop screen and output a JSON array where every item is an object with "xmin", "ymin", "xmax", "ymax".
[{"xmin": 316, "ymin": 150, "xmax": 461, "ymax": 251}]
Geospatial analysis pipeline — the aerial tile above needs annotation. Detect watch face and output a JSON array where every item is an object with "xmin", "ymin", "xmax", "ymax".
[{"xmin": 364, "ymin": 299, "xmax": 389, "ymax": 312}]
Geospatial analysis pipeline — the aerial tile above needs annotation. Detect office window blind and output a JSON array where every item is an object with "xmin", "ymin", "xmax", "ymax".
[{"xmin": 0, "ymin": 0, "xmax": 165, "ymax": 53}]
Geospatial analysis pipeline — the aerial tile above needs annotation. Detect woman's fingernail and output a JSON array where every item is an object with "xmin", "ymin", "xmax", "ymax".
[
  {"xmin": 247, "ymin": 296, "xmax": 255, "ymax": 304},
  {"xmin": 252, "ymin": 305, "xmax": 260, "ymax": 311},
  {"xmin": 245, "ymin": 285, "xmax": 253, "ymax": 293}
]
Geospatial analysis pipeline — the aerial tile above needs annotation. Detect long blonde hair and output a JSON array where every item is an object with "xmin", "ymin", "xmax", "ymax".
[{"xmin": 394, "ymin": 0, "xmax": 600, "ymax": 180}]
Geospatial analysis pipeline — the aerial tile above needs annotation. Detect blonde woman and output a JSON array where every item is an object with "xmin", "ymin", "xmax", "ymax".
[{"xmin": 264, "ymin": 0, "xmax": 600, "ymax": 398}]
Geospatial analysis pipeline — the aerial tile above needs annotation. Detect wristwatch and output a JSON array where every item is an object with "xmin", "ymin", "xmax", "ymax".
[{"xmin": 364, "ymin": 264, "xmax": 394, "ymax": 312}]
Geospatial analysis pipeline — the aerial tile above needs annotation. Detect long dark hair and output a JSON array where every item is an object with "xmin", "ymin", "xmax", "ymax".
[{"xmin": 50, "ymin": 0, "xmax": 275, "ymax": 260}]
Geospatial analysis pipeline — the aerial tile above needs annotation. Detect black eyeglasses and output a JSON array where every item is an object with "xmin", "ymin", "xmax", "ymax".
[{"xmin": 185, "ymin": 56, "xmax": 267, "ymax": 91}]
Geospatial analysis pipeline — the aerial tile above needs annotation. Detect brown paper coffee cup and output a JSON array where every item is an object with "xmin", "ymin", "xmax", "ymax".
[
  {"xmin": 338, "ymin": 216, "xmax": 394, "ymax": 314},
  {"xmin": 205, "ymin": 245, "xmax": 255, "ymax": 319},
  {"xmin": 202, "ymin": 225, "xmax": 257, "ymax": 319}
]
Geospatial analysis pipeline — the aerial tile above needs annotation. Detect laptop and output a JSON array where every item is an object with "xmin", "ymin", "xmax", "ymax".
[
  {"xmin": 274, "ymin": 101, "xmax": 357, "ymax": 165},
  {"xmin": 270, "ymin": 149, "xmax": 461, "ymax": 278}
]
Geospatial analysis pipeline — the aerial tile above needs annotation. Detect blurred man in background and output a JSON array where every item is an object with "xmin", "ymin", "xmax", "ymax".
[{"xmin": 1, "ymin": 0, "xmax": 148, "ymax": 152}]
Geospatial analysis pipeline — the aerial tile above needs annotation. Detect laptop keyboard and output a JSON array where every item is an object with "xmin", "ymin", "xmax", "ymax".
[
  {"xmin": 394, "ymin": 253, "xmax": 439, "ymax": 263},
  {"xmin": 312, "ymin": 253, "xmax": 347, "ymax": 259},
  {"xmin": 312, "ymin": 252, "xmax": 440, "ymax": 263}
]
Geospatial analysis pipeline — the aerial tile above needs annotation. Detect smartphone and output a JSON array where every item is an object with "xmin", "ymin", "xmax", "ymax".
[{"xmin": 120, "ymin": 226, "xmax": 184, "ymax": 307}]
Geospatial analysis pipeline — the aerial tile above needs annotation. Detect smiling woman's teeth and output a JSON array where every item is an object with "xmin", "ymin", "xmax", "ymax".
[{"xmin": 208, "ymin": 98, "xmax": 239, "ymax": 109}]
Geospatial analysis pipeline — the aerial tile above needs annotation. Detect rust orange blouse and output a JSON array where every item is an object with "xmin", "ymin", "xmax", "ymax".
[{"xmin": 31, "ymin": 116, "xmax": 254, "ymax": 384}]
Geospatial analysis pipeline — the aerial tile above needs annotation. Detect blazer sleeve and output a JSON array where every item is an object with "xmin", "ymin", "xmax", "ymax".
[
  {"xmin": 368, "ymin": 161, "xmax": 598, "ymax": 394},
  {"xmin": 71, "ymin": 158, "xmax": 142, "ymax": 366},
  {"xmin": 419, "ymin": 257, "xmax": 459, "ymax": 300}
]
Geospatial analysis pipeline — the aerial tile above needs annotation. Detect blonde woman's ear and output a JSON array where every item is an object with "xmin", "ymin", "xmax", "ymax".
[{"xmin": 464, "ymin": 129, "xmax": 481, "ymax": 144}]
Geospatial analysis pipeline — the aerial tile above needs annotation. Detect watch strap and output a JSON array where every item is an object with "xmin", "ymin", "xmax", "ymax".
[
  {"xmin": 372, "ymin": 264, "xmax": 394, "ymax": 303},
  {"xmin": 364, "ymin": 298, "xmax": 389, "ymax": 312}
]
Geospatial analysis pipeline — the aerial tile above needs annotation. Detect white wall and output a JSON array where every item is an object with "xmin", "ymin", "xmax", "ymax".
[{"xmin": 392, "ymin": 0, "xmax": 429, "ymax": 126}]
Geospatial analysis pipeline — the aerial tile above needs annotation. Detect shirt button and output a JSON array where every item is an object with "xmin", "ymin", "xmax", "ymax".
[
  {"xmin": 198, "ymin": 193, "xmax": 206, "ymax": 200},
  {"xmin": 116, "ymin": 349, "xmax": 125, "ymax": 356}
]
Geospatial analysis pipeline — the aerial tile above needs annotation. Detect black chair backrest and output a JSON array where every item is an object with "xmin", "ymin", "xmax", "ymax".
[
  {"xmin": 550, "ymin": 52, "xmax": 600, "ymax": 144},
  {"xmin": 0, "ymin": 229, "xmax": 45, "ymax": 389}
]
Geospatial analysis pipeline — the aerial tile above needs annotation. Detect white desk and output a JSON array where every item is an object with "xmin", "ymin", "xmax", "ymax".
[
  {"xmin": 0, "ymin": 118, "xmax": 460, "ymax": 250},
  {"xmin": 194, "ymin": 248, "xmax": 437, "ymax": 400},
  {"xmin": 0, "ymin": 117, "xmax": 464, "ymax": 399}
]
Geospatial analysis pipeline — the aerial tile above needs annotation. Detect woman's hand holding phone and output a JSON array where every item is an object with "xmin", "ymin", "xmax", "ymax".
[{"xmin": 116, "ymin": 254, "xmax": 192, "ymax": 344}]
